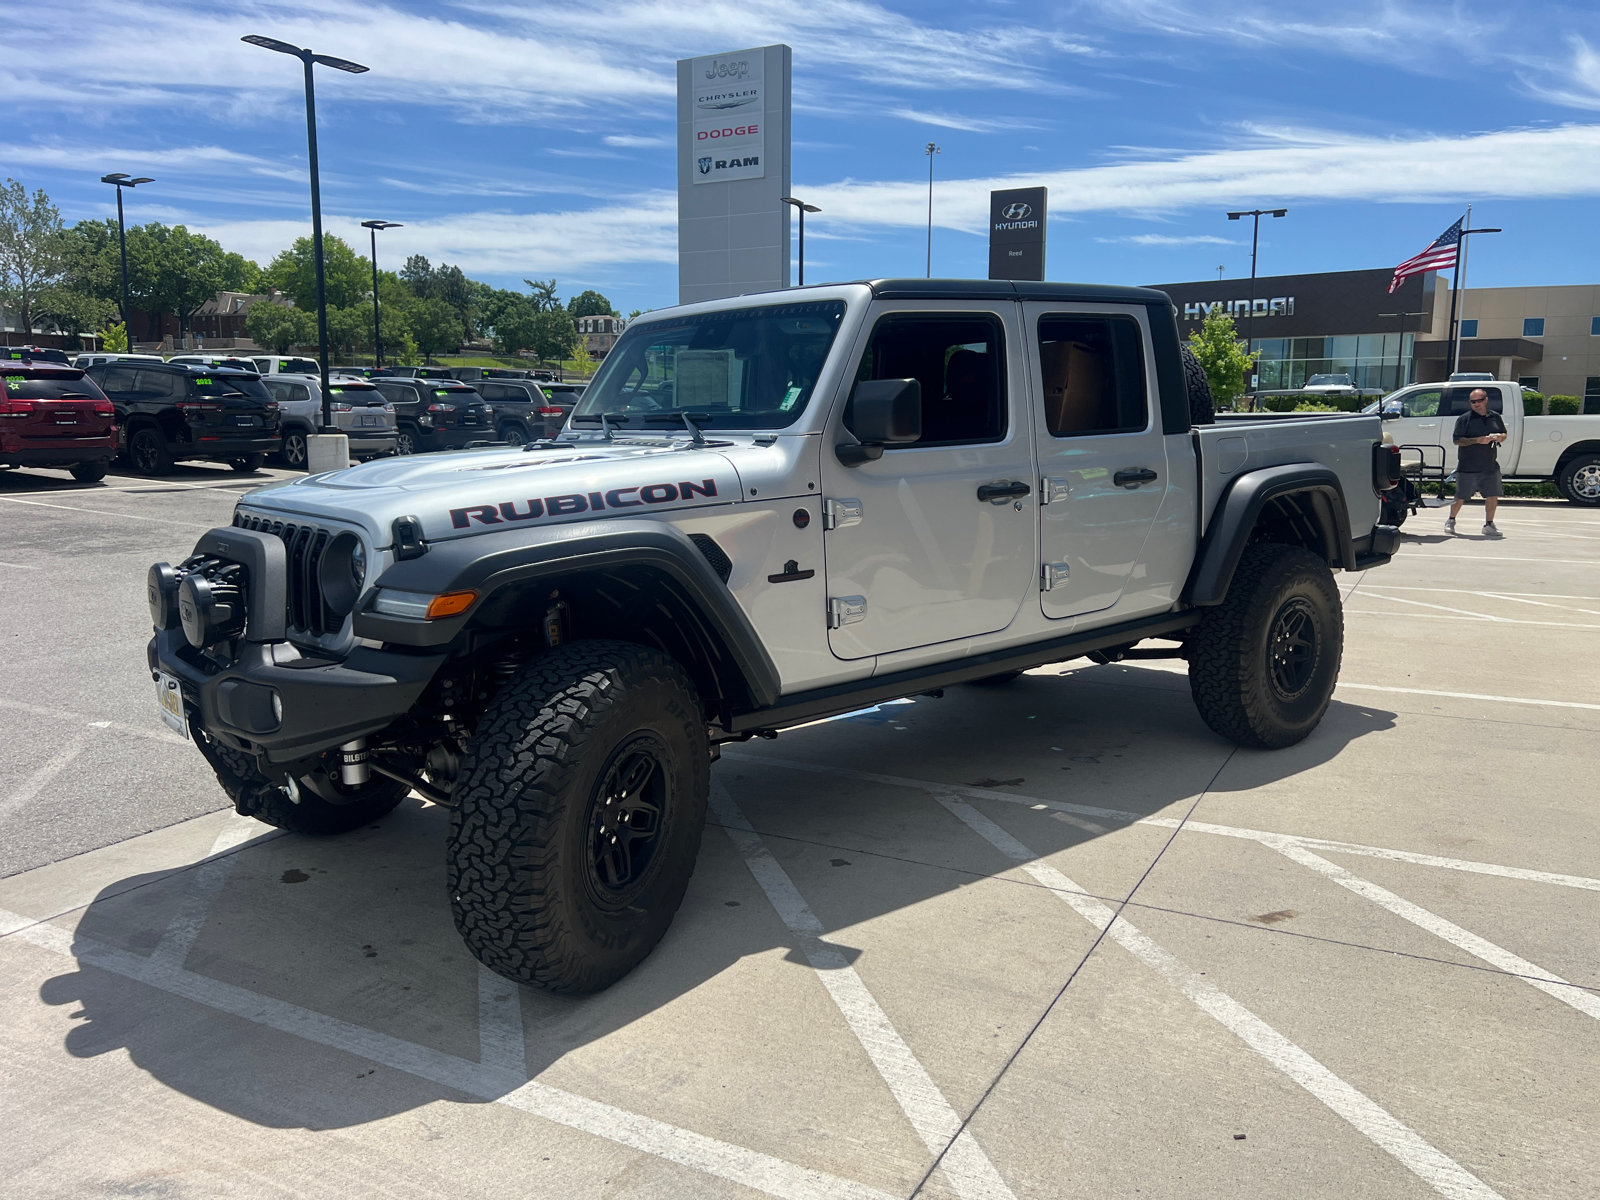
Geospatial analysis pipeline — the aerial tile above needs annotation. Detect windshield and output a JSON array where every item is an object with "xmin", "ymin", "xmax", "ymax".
[
  {"xmin": 573, "ymin": 300, "xmax": 846, "ymax": 430},
  {"xmin": 192, "ymin": 375, "xmax": 272, "ymax": 406},
  {"xmin": 1307, "ymin": 374, "xmax": 1352, "ymax": 386},
  {"xmin": 3, "ymin": 372, "xmax": 108, "ymax": 401}
]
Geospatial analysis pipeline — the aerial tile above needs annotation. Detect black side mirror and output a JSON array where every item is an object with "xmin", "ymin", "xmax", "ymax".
[{"xmin": 837, "ymin": 378, "xmax": 921, "ymax": 466}]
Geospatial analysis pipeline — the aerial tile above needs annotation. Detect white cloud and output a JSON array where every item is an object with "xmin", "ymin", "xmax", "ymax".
[
  {"xmin": 1521, "ymin": 36, "xmax": 1600, "ymax": 111},
  {"xmin": 887, "ymin": 109, "xmax": 1041, "ymax": 133},
  {"xmin": 1097, "ymin": 234, "xmax": 1239, "ymax": 246},
  {"xmin": 604, "ymin": 134, "xmax": 674, "ymax": 148},
  {"xmin": 799, "ymin": 123, "xmax": 1600, "ymax": 233}
]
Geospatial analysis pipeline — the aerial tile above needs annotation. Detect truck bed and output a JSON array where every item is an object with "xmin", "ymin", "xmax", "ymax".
[{"xmin": 1196, "ymin": 413, "xmax": 1382, "ymax": 539}]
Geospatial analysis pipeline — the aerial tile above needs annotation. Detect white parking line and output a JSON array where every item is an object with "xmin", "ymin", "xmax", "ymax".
[
  {"xmin": 0, "ymin": 494, "xmax": 211, "ymax": 526},
  {"xmin": 1343, "ymin": 585, "xmax": 1600, "ymax": 602},
  {"xmin": 1331, "ymin": 682, "xmax": 1600, "ymax": 711},
  {"xmin": 1265, "ymin": 841, "xmax": 1600, "ymax": 1020},
  {"xmin": 1389, "ymin": 553, "xmax": 1600, "ymax": 565},
  {"xmin": 1352, "ymin": 593, "xmax": 1515, "ymax": 621},
  {"xmin": 733, "ymin": 755, "xmax": 1600, "ymax": 893},
  {"xmin": 1345, "ymin": 609, "xmax": 1600, "ymax": 629},
  {"xmin": 477, "ymin": 964, "xmax": 528, "ymax": 1077},
  {"xmin": 0, "ymin": 696, "xmax": 188, "ymax": 745},
  {"xmin": 710, "ymin": 780, "xmax": 1017, "ymax": 1200},
  {"xmin": 146, "ymin": 817, "xmax": 273, "ymax": 971},
  {"xmin": 937, "ymin": 797, "xmax": 1506, "ymax": 1200},
  {"xmin": 0, "ymin": 742, "xmax": 84, "ymax": 818},
  {"xmin": 0, "ymin": 908, "xmax": 898, "ymax": 1200}
]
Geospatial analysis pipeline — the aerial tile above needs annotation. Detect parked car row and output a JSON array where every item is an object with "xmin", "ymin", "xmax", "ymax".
[{"xmin": 1, "ymin": 348, "xmax": 589, "ymax": 481}]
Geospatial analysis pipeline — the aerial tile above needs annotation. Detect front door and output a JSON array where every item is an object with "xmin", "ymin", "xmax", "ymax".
[
  {"xmin": 821, "ymin": 303, "xmax": 1036, "ymax": 659},
  {"xmin": 1025, "ymin": 303, "xmax": 1174, "ymax": 621}
]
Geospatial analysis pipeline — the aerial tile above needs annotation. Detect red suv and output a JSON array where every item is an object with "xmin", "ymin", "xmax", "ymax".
[{"xmin": 0, "ymin": 365, "xmax": 119, "ymax": 482}]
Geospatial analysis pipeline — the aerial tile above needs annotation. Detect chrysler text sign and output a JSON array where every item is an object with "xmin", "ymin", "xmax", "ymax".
[{"xmin": 989, "ymin": 187, "xmax": 1047, "ymax": 281}]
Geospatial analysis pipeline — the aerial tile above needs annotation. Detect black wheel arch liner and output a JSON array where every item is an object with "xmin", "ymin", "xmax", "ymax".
[
  {"xmin": 354, "ymin": 519, "xmax": 784, "ymax": 708},
  {"xmin": 1184, "ymin": 463, "xmax": 1356, "ymax": 607},
  {"xmin": 1553, "ymin": 441, "xmax": 1600, "ymax": 476}
]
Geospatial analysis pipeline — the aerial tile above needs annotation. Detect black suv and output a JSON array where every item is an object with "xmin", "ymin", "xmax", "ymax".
[
  {"xmin": 469, "ymin": 379, "xmax": 569, "ymax": 445},
  {"xmin": 87, "ymin": 361, "xmax": 281, "ymax": 476},
  {"xmin": 373, "ymin": 377, "xmax": 494, "ymax": 455}
]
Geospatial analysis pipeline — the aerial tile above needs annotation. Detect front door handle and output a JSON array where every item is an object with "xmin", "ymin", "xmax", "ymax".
[
  {"xmin": 977, "ymin": 480, "xmax": 1031, "ymax": 503},
  {"xmin": 1113, "ymin": 468, "xmax": 1159, "ymax": 489}
]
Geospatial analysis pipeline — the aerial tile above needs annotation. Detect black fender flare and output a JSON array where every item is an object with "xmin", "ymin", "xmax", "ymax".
[
  {"xmin": 1184, "ymin": 464, "xmax": 1355, "ymax": 606},
  {"xmin": 354, "ymin": 518, "xmax": 782, "ymax": 708},
  {"xmin": 1554, "ymin": 440, "xmax": 1600, "ymax": 476}
]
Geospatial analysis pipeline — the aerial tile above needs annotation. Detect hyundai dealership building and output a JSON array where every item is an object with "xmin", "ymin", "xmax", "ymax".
[{"xmin": 1153, "ymin": 268, "xmax": 1600, "ymax": 406}]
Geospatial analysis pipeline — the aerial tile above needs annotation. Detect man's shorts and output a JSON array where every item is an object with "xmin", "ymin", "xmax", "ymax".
[{"xmin": 1456, "ymin": 466, "xmax": 1503, "ymax": 499}]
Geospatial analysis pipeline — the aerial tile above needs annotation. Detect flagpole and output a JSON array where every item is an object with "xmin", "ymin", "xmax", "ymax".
[{"xmin": 1451, "ymin": 203, "xmax": 1473, "ymax": 376}]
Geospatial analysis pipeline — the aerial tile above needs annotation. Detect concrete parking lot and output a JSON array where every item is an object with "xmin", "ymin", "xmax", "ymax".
[{"xmin": 2, "ymin": 465, "xmax": 1596, "ymax": 1199}]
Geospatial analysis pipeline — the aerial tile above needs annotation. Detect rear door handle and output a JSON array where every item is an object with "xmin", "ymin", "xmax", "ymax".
[
  {"xmin": 1113, "ymin": 468, "xmax": 1159, "ymax": 489},
  {"xmin": 977, "ymin": 480, "xmax": 1031, "ymax": 502}
]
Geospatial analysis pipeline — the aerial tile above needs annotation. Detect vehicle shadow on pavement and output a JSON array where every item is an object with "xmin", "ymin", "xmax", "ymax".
[{"xmin": 39, "ymin": 668, "xmax": 1397, "ymax": 1131}]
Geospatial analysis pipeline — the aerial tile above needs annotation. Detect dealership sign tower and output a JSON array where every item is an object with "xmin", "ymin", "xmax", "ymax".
[{"xmin": 677, "ymin": 45, "xmax": 793, "ymax": 305}]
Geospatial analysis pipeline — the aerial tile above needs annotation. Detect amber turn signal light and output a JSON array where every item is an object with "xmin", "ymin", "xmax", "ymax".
[{"xmin": 425, "ymin": 590, "xmax": 477, "ymax": 619}]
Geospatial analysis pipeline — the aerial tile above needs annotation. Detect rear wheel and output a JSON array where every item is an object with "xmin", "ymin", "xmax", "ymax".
[
  {"xmin": 448, "ymin": 641, "xmax": 709, "ymax": 993},
  {"xmin": 70, "ymin": 462, "xmax": 108, "ymax": 483},
  {"xmin": 396, "ymin": 426, "xmax": 418, "ymax": 455},
  {"xmin": 1187, "ymin": 544, "xmax": 1343, "ymax": 748},
  {"xmin": 281, "ymin": 430, "xmax": 309, "ymax": 469},
  {"xmin": 129, "ymin": 427, "xmax": 172, "ymax": 476},
  {"xmin": 499, "ymin": 424, "xmax": 528, "ymax": 447},
  {"xmin": 1556, "ymin": 454, "xmax": 1600, "ymax": 506},
  {"xmin": 229, "ymin": 454, "xmax": 265, "ymax": 474}
]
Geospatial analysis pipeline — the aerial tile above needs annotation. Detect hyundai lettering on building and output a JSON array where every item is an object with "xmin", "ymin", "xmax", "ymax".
[{"xmin": 1183, "ymin": 297, "xmax": 1296, "ymax": 320}]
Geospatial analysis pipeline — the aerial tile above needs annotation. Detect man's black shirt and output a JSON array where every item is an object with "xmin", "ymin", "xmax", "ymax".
[{"xmin": 1453, "ymin": 409, "xmax": 1507, "ymax": 473}]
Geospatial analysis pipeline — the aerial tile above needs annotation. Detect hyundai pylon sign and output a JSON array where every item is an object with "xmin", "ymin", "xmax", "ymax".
[
  {"xmin": 678, "ymin": 45, "xmax": 793, "ymax": 305},
  {"xmin": 988, "ymin": 187, "xmax": 1047, "ymax": 281}
]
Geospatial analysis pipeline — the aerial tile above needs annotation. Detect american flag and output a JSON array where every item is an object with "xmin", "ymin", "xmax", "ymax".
[{"xmin": 1388, "ymin": 217, "xmax": 1462, "ymax": 293}]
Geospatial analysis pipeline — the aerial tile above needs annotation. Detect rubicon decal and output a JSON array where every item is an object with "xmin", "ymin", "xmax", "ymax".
[{"xmin": 450, "ymin": 478, "xmax": 719, "ymax": 529}]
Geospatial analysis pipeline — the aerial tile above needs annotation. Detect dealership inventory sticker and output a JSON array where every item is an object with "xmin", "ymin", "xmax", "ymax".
[{"xmin": 691, "ymin": 52, "xmax": 764, "ymax": 184}]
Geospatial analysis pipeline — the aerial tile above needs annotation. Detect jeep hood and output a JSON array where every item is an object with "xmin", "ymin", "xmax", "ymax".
[{"xmin": 237, "ymin": 441, "xmax": 745, "ymax": 544}]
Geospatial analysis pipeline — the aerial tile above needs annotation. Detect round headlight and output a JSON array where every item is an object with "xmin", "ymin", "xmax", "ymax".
[{"xmin": 318, "ymin": 531, "xmax": 367, "ymax": 618}]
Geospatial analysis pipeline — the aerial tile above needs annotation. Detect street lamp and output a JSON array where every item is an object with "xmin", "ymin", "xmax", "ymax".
[
  {"xmin": 1226, "ymin": 207, "xmax": 1287, "ymax": 391},
  {"xmin": 780, "ymin": 198, "xmax": 819, "ymax": 287},
  {"xmin": 925, "ymin": 142, "xmax": 940, "ymax": 278},
  {"xmin": 100, "ymin": 174, "xmax": 153, "ymax": 348},
  {"xmin": 1378, "ymin": 310, "xmax": 1428, "ymax": 393},
  {"xmin": 360, "ymin": 220, "xmax": 402, "ymax": 369},
  {"xmin": 243, "ymin": 33, "xmax": 368, "ymax": 434}
]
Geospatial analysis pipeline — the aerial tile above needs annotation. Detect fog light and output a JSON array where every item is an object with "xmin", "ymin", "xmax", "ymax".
[
  {"xmin": 147, "ymin": 562, "xmax": 181, "ymax": 630},
  {"xmin": 178, "ymin": 569, "xmax": 246, "ymax": 648}
]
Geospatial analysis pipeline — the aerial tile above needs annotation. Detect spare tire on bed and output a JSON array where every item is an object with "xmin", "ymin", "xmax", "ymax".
[{"xmin": 1181, "ymin": 344, "xmax": 1216, "ymax": 425}]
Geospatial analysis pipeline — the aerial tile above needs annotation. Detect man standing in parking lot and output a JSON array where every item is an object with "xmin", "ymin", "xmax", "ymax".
[{"xmin": 1446, "ymin": 388, "xmax": 1508, "ymax": 538}]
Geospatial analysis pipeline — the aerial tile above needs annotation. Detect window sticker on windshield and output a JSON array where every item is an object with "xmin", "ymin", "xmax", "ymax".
[
  {"xmin": 5, "ymin": 376, "xmax": 23, "ymax": 387},
  {"xmin": 779, "ymin": 385, "xmax": 803, "ymax": 411},
  {"xmin": 196, "ymin": 377, "xmax": 212, "ymax": 385}
]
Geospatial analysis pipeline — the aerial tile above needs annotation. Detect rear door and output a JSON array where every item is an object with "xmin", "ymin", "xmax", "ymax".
[
  {"xmin": 1025, "ymin": 303, "xmax": 1177, "ymax": 621},
  {"xmin": 821, "ymin": 302, "xmax": 1036, "ymax": 659}
]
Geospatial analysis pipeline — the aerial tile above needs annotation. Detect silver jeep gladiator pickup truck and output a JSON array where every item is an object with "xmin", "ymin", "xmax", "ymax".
[{"xmin": 147, "ymin": 278, "xmax": 1401, "ymax": 992}]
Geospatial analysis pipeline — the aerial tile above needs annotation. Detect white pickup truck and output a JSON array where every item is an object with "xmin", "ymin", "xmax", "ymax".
[
  {"xmin": 1371, "ymin": 379, "xmax": 1600, "ymax": 504},
  {"xmin": 145, "ymin": 278, "xmax": 1401, "ymax": 993}
]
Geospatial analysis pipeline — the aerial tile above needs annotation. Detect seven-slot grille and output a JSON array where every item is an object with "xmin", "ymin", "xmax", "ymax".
[{"xmin": 233, "ymin": 512, "xmax": 338, "ymax": 636}]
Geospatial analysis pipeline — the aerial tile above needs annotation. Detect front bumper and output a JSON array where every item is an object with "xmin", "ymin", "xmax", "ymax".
[{"xmin": 149, "ymin": 627, "xmax": 444, "ymax": 763}]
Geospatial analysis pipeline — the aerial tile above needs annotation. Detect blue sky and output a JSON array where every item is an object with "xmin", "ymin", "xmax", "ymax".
[{"xmin": 10, "ymin": 1, "xmax": 1600, "ymax": 314}]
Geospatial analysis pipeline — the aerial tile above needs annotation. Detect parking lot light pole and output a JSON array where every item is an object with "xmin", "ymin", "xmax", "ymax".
[
  {"xmin": 100, "ymin": 174, "xmax": 153, "ymax": 347},
  {"xmin": 780, "ymin": 198, "xmax": 819, "ymax": 286},
  {"xmin": 1227, "ymin": 207, "xmax": 1287, "ymax": 394},
  {"xmin": 1379, "ymin": 310, "xmax": 1428, "ymax": 393},
  {"xmin": 1447, "ymin": 217, "xmax": 1502, "ymax": 376},
  {"xmin": 243, "ymin": 34, "xmax": 367, "ymax": 438},
  {"xmin": 360, "ymin": 220, "xmax": 402, "ymax": 369},
  {"xmin": 925, "ymin": 143, "xmax": 940, "ymax": 278}
]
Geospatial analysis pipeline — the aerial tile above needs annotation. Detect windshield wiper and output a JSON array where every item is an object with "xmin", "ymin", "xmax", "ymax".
[{"xmin": 643, "ymin": 412, "xmax": 710, "ymax": 446}]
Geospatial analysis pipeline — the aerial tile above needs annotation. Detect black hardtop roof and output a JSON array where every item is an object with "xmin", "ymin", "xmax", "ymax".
[{"xmin": 863, "ymin": 278, "xmax": 1175, "ymax": 305}]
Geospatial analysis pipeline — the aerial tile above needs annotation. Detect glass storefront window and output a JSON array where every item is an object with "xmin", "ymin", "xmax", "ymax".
[{"xmin": 1250, "ymin": 332, "xmax": 1416, "ymax": 392}]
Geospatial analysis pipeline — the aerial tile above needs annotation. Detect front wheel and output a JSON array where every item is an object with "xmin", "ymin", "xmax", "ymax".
[
  {"xmin": 1556, "ymin": 454, "xmax": 1600, "ymax": 506},
  {"xmin": 229, "ymin": 453, "xmax": 265, "ymax": 474},
  {"xmin": 499, "ymin": 424, "xmax": 528, "ymax": 447},
  {"xmin": 448, "ymin": 641, "xmax": 709, "ymax": 994},
  {"xmin": 281, "ymin": 430, "xmax": 309, "ymax": 469},
  {"xmin": 1187, "ymin": 544, "xmax": 1343, "ymax": 748},
  {"xmin": 70, "ymin": 461, "xmax": 108, "ymax": 483}
]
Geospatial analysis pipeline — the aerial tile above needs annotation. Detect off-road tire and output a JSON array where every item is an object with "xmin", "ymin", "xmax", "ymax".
[
  {"xmin": 1187, "ymin": 544, "xmax": 1343, "ymax": 748},
  {"xmin": 70, "ymin": 462, "xmax": 108, "ymax": 483},
  {"xmin": 1556, "ymin": 453, "xmax": 1600, "ymax": 506},
  {"xmin": 230, "ymin": 454, "xmax": 266, "ymax": 474},
  {"xmin": 193, "ymin": 730, "xmax": 407, "ymax": 834},
  {"xmin": 448, "ymin": 640, "xmax": 709, "ymax": 994},
  {"xmin": 1181, "ymin": 344, "xmax": 1216, "ymax": 425},
  {"xmin": 129, "ymin": 426, "xmax": 172, "ymax": 476}
]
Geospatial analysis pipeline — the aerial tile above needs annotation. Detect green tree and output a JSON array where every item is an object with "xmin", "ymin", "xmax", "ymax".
[
  {"xmin": 34, "ymin": 286, "xmax": 117, "ymax": 345},
  {"xmin": 410, "ymin": 297, "xmax": 461, "ymax": 360},
  {"xmin": 399, "ymin": 254, "xmax": 434, "ymax": 297},
  {"xmin": 523, "ymin": 277, "xmax": 561, "ymax": 311},
  {"xmin": 129, "ymin": 223, "xmax": 259, "ymax": 339},
  {"xmin": 100, "ymin": 322, "xmax": 130, "ymax": 352},
  {"xmin": 567, "ymin": 289, "xmax": 615, "ymax": 318},
  {"xmin": 531, "ymin": 307, "xmax": 577, "ymax": 362},
  {"xmin": 57, "ymin": 218, "xmax": 123, "ymax": 311},
  {"xmin": 262, "ymin": 234, "xmax": 368, "ymax": 311},
  {"xmin": 0, "ymin": 178, "xmax": 65, "ymax": 335},
  {"xmin": 247, "ymin": 302, "xmax": 316, "ymax": 354},
  {"xmin": 1187, "ymin": 308, "xmax": 1258, "ymax": 410}
]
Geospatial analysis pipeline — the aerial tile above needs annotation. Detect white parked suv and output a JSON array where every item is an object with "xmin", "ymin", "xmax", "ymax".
[
  {"xmin": 261, "ymin": 373, "xmax": 397, "ymax": 468},
  {"xmin": 147, "ymin": 278, "xmax": 1402, "ymax": 993}
]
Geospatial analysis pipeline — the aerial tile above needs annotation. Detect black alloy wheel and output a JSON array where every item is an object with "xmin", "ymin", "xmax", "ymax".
[
  {"xmin": 499, "ymin": 424, "xmax": 528, "ymax": 447},
  {"xmin": 1267, "ymin": 597, "xmax": 1317, "ymax": 701},
  {"xmin": 585, "ymin": 735, "xmax": 668, "ymax": 907},
  {"xmin": 129, "ymin": 427, "xmax": 172, "ymax": 476},
  {"xmin": 282, "ymin": 430, "xmax": 308, "ymax": 468}
]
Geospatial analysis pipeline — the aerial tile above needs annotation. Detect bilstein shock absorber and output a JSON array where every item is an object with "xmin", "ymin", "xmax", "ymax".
[{"xmin": 340, "ymin": 738, "xmax": 370, "ymax": 786}]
